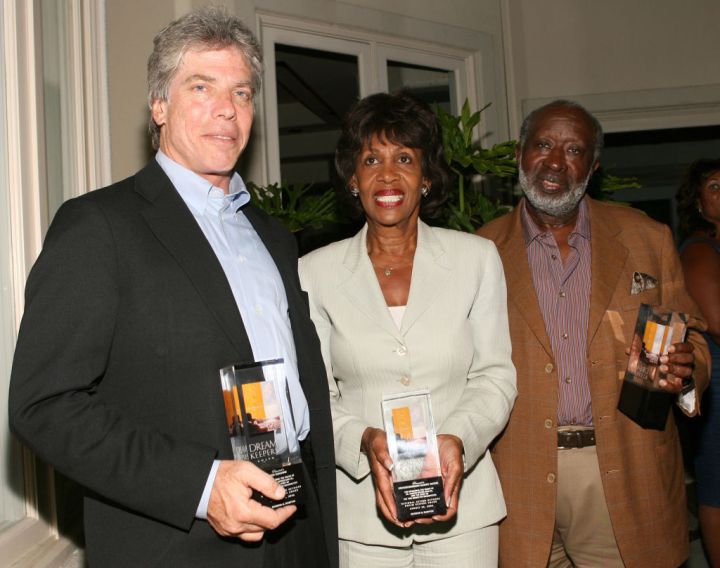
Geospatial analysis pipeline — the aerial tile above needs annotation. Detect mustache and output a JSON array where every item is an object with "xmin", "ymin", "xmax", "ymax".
[{"xmin": 518, "ymin": 167, "xmax": 592, "ymax": 218}]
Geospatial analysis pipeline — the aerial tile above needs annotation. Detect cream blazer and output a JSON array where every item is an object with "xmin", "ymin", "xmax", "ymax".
[{"xmin": 299, "ymin": 221, "xmax": 517, "ymax": 546}]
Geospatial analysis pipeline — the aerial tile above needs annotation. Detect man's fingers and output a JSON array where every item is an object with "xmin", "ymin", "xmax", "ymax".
[
  {"xmin": 244, "ymin": 497, "xmax": 297, "ymax": 531},
  {"xmin": 207, "ymin": 460, "xmax": 296, "ymax": 539},
  {"xmin": 241, "ymin": 462, "xmax": 286, "ymax": 502},
  {"xmin": 668, "ymin": 341, "xmax": 694, "ymax": 354},
  {"xmin": 238, "ymin": 529, "xmax": 266, "ymax": 542},
  {"xmin": 210, "ymin": 500, "xmax": 297, "ymax": 538},
  {"xmin": 657, "ymin": 342, "xmax": 695, "ymax": 390}
]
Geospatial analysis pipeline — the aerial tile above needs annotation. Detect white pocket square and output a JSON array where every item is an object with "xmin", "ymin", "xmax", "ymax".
[{"xmin": 630, "ymin": 271, "xmax": 658, "ymax": 295}]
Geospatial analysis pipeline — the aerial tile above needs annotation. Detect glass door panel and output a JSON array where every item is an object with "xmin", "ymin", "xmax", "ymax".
[
  {"xmin": 387, "ymin": 60, "xmax": 454, "ymax": 113},
  {"xmin": 275, "ymin": 44, "xmax": 360, "ymax": 189}
]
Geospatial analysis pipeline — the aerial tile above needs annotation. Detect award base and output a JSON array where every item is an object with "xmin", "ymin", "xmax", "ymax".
[
  {"xmin": 618, "ymin": 380, "xmax": 674, "ymax": 430},
  {"xmin": 393, "ymin": 476, "xmax": 447, "ymax": 522},
  {"xmin": 252, "ymin": 462, "xmax": 305, "ymax": 509}
]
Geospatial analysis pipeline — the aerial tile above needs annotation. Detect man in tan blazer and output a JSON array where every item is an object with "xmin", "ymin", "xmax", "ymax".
[{"xmin": 478, "ymin": 100, "xmax": 709, "ymax": 568}]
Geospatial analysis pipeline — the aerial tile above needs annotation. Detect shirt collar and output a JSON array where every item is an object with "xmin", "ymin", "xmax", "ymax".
[
  {"xmin": 155, "ymin": 151, "xmax": 250, "ymax": 215},
  {"xmin": 520, "ymin": 196, "xmax": 591, "ymax": 247}
]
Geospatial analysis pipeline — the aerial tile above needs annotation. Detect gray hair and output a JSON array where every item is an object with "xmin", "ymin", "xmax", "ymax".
[
  {"xmin": 147, "ymin": 5, "xmax": 263, "ymax": 149},
  {"xmin": 518, "ymin": 99, "xmax": 604, "ymax": 161}
]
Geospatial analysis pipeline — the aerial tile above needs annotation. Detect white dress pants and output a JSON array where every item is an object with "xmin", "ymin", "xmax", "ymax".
[{"xmin": 339, "ymin": 524, "xmax": 499, "ymax": 568}]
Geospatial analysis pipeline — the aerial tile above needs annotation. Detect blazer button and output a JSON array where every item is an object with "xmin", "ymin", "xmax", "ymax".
[
  {"xmin": 545, "ymin": 363, "xmax": 554, "ymax": 374},
  {"xmin": 544, "ymin": 419, "xmax": 553, "ymax": 429},
  {"xmin": 400, "ymin": 376, "xmax": 410, "ymax": 386},
  {"xmin": 547, "ymin": 473, "xmax": 556, "ymax": 483},
  {"xmin": 396, "ymin": 345, "xmax": 408, "ymax": 356}
]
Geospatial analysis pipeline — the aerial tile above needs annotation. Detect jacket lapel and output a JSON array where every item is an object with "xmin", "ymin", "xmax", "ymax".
[
  {"xmin": 338, "ymin": 222, "xmax": 453, "ymax": 338},
  {"xmin": 340, "ymin": 224, "xmax": 403, "ymax": 340},
  {"xmin": 400, "ymin": 221, "xmax": 452, "ymax": 335},
  {"xmin": 135, "ymin": 162, "xmax": 253, "ymax": 358},
  {"xmin": 496, "ymin": 206, "xmax": 554, "ymax": 358},
  {"xmin": 587, "ymin": 198, "xmax": 628, "ymax": 345}
]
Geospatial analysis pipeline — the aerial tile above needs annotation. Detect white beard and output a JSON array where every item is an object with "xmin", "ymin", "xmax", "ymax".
[{"xmin": 519, "ymin": 165, "xmax": 592, "ymax": 218}]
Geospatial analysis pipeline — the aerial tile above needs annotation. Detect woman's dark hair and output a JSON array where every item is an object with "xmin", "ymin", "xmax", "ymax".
[
  {"xmin": 676, "ymin": 158, "xmax": 720, "ymax": 239},
  {"xmin": 335, "ymin": 91, "xmax": 452, "ymax": 218}
]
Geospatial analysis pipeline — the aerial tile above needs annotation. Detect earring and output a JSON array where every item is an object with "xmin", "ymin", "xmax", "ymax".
[
  {"xmin": 421, "ymin": 186, "xmax": 429, "ymax": 197},
  {"xmin": 350, "ymin": 186, "xmax": 360, "ymax": 197}
]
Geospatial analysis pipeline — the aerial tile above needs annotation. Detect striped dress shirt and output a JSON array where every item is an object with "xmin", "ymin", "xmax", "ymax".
[{"xmin": 521, "ymin": 199, "xmax": 593, "ymax": 426}]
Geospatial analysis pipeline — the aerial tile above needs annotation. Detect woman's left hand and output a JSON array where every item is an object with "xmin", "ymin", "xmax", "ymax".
[{"xmin": 414, "ymin": 434, "xmax": 464, "ymax": 525}]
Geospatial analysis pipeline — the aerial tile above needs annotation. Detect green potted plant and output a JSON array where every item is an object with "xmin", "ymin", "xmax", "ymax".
[
  {"xmin": 435, "ymin": 100, "xmax": 517, "ymax": 232},
  {"xmin": 246, "ymin": 181, "xmax": 341, "ymax": 233}
]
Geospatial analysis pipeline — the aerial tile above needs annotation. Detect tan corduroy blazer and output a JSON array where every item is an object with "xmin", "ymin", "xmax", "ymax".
[
  {"xmin": 478, "ymin": 197, "xmax": 710, "ymax": 568},
  {"xmin": 299, "ymin": 221, "xmax": 517, "ymax": 547}
]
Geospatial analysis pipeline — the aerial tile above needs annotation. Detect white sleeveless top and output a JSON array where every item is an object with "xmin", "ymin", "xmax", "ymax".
[{"xmin": 387, "ymin": 305, "xmax": 406, "ymax": 329}]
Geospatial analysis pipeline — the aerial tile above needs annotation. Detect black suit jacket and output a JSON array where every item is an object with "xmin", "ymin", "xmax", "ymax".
[{"xmin": 9, "ymin": 161, "xmax": 338, "ymax": 567}]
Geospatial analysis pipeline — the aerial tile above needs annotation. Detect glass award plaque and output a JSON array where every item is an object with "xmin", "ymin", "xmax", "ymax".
[
  {"xmin": 219, "ymin": 359, "xmax": 304, "ymax": 508},
  {"xmin": 618, "ymin": 304, "xmax": 687, "ymax": 430},
  {"xmin": 381, "ymin": 389, "xmax": 447, "ymax": 522}
]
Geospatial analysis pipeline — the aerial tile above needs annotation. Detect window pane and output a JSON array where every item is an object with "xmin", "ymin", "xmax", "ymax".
[
  {"xmin": 387, "ymin": 60, "xmax": 454, "ymax": 113},
  {"xmin": 41, "ymin": 0, "xmax": 85, "ymax": 541},
  {"xmin": 603, "ymin": 125, "xmax": 720, "ymax": 233},
  {"xmin": 42, "ymin": 0, "xmax": 63, "ymax": 218},
  {"xmin": 0, "ymin": 1, "xmax": 26, "ymax": 530},
  {"xmin": 275, "ymin": 44, "xmax": 359, "ymax": 188},
  {"xmin": 42, "ymin": 0, "xmax": 68, "ymax": 219}
]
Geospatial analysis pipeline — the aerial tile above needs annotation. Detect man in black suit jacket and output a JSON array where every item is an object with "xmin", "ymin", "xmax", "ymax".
[{"xmin": 9, "ymin": 7, "xmax": 337, "ymax": 567}]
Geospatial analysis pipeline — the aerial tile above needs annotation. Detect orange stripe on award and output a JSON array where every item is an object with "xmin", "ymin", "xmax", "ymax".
[
  {"xmin": 643, "ymin": 321, "xmax": 658, "ymax": 354},
  {"xmin": 392, "ymin": 406, "xmax": 414, "ymax": 441},
  {"xmin": 242, "ymin": 382, "xmax": 266, "ymax": 420},
  {"xmin": 222, "ymin": 386, "xmax": 243, "ymax": 429},
  {"xmin": 232, "ymin": 386, "xmax": 242, "ymax": 416},
  {"xmin": 643, "ymin": 320, "xmax": 670, "ymax": 356}
]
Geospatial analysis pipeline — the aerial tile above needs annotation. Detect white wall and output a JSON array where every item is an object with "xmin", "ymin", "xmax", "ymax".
[{"xmin": 502, "ymin": 0, "xmax": 720, "ymax": 135}]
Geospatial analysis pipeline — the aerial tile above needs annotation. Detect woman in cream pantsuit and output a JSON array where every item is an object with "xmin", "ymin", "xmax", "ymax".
[{"xmin": 299, "ymin": 92, "xmax": 517, "ymax": 568}]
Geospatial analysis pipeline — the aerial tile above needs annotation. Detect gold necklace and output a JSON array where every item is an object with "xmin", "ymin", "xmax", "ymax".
[{"xmin": 372, "ymin": 263, "xmax": 411, "ymax": 277}]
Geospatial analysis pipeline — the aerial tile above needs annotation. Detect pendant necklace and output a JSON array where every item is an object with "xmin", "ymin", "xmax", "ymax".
[{"xmin": 372, "ymin": 263, "xmax": 411, "ymax": 277}]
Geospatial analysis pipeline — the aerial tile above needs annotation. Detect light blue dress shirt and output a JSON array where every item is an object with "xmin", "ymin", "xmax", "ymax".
[{"xmin": 155, "ymin": 152, "xmax": 309, "ymax": 518}]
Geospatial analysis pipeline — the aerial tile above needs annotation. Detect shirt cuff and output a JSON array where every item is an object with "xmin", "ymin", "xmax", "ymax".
[
  {"xmin": 196, "ymin": 460, "xmax": 220, "ymax": 519},
  {"xmin": 676, "ymin": 383, "xmax": 697, "ymax": 415}
]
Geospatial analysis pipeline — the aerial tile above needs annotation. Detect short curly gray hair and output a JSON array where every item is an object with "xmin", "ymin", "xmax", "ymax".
[{"xmin": 147, "ymin": 5, "xmax": 263, "ymax": 149}]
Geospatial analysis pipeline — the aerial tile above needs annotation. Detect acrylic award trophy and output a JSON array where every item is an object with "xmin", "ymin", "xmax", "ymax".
[
  {"xmin": 617, "ymin": 304, "xmax": 688, "ymax": 430},
  {"xmin": 381, "ymin": 389, "xmax": 446, "ymax": 522},
  {"xmin": 219, "ymin": 359, "xmax": 303, "ymax": 508}
]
